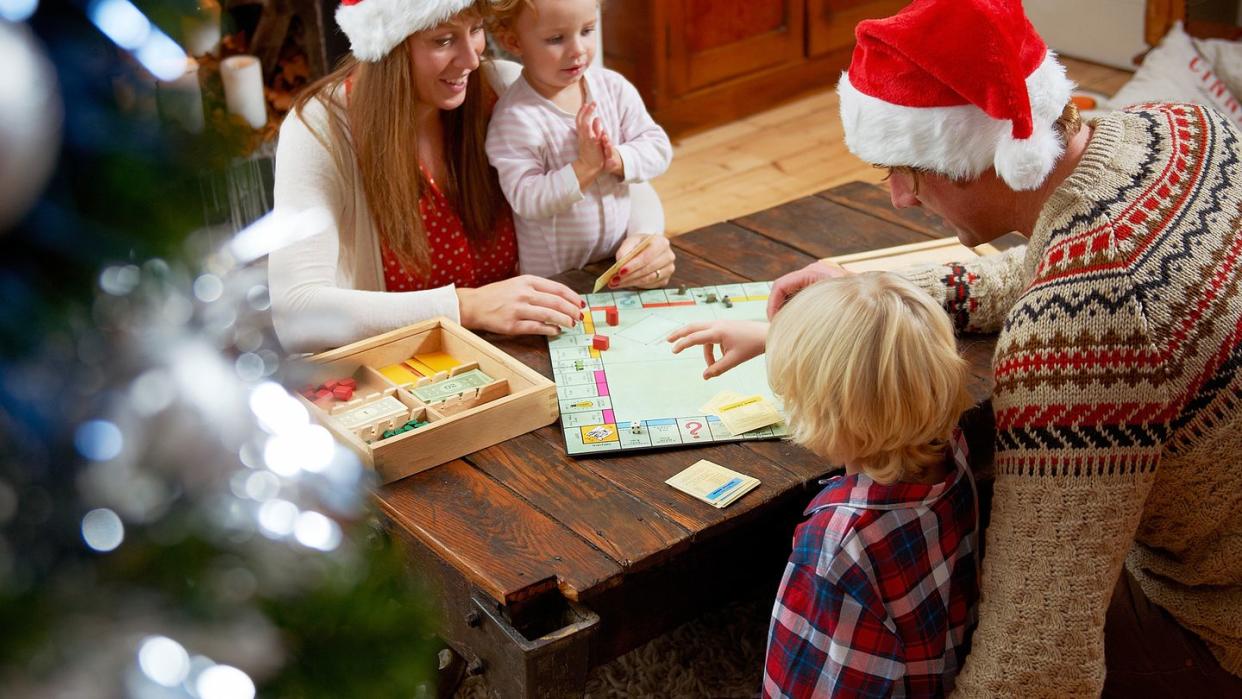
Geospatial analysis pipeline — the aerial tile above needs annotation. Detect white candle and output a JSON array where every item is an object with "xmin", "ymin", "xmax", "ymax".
[
  {"xmin": 157, "ymin": 57, "xmax": 205, "ymax": 133},
  {"xmin": 181, "ymin": 0, "xmax": 222, "ymax": 56},
  {"xmin": 220, "ymin": 54, "xmax": 267, "ymax": 130}
]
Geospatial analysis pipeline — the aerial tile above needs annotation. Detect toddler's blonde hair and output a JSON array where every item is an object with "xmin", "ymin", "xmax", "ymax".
[
  {"xmin": 488, "ymin": 0, "xmax": 535, "ymax": 29},
  {"xmin": 767, "ymin": 272, "xmax": 971, "ymax": 484},
  {"xmin": 489, "ymin": 0, "xmax": 603, "ymax": 31}
]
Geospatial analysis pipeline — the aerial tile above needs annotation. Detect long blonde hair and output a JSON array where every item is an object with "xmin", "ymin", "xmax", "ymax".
[
  {"xmin": 292, "ymin": 1, "xmax": 505, "ymax": 278},
  {"xmin": 767, "ymin": 273, "xmax": 971, "ymax": 483}
]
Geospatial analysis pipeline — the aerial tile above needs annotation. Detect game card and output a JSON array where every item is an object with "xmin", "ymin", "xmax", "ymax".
[{"xmin": 666, "ymin": 459, "xmax": 760, "ymax": 508}]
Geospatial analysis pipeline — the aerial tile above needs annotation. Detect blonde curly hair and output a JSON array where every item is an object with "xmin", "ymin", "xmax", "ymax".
[{"xmin": 767, "ymin": 272, "xmax": 971, "ymax": 484}]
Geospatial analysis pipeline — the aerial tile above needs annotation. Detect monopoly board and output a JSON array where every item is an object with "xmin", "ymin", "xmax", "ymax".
[{"xmin": 547, "ymin": 282, "xmax": 788, "ymax": 455}]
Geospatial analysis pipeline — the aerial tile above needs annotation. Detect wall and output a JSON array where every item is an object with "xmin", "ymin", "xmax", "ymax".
[{"xmin": 1025, "ymin": 0, "xmax": 1147, "ymax": 69}]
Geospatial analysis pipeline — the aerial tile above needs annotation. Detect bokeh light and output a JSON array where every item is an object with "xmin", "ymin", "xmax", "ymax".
[
  {"xmin": 263, "ymin": 424, "xmax": 333, "ymax": 475},
  {"xmin": 228, "ymin": 207, "xmax": 332, "ymax": 265},
  {"xmin": 242, "ymin": 471, "xmax": 280, "ymax": 501},
  {"xmin": 196, "ymin": 664, "xmax": 255, "ymax": 699},
  {"xmin": 137, "ymin": 635, "xmax": 190, "ymax": 687},
  {"xmin": 129, "ymin": 369, "xmax": 175, "ymax": 416},
  {"xmin": 74, "ymin": 420, "xmax": 123, "ymax": 461},
  {"xmin": 81, "ymin": 508, "xmax": 124, "ymax": 552},
  {"xmin": 294, "ymin": 510, "xmax": 342, "ymax": 552},
  {"xmin": 99, "ymin": 264, "xmax": 141, "ymax": 295},
  {"xmin": 0, "ymin": 0, "xmax": 38, "ymax": 22},
  {"xmin": 257, "ymin": 499, "xmax": 298, "ymax": 538},
  {"xmin": 193, "ymin": 274, "xmax": 224, "ymax": 303},
  {"xmin": 235, "ymin": 352, "xmax": 265, "ymax": 381},
  {"xmin": 249, "ymin": 381, "xmax": 308, "ymax": 435},
  {"xmin": 87, "ymin": 0, "xmax": 150, "ymax": 50}
]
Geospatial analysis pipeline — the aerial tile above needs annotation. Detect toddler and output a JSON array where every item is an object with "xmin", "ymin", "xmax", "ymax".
[
  {"xmin": 486, "ymin": 0, "xmax": 674, "ymax": 281},
  {"xmin": 669, "ymin": 273, "xmax": 980, "ymax": 697},
  {"xmin": 763, "ymin": 273, "xmax": 980, "ymax": 698}
]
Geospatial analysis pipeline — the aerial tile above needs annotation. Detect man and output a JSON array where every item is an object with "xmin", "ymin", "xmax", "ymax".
[{"xmin": 760, "ymin": 0, "xmax": 1242, "ymax": 696}]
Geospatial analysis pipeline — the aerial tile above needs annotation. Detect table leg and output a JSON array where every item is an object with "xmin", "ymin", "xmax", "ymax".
[{"xmin": 388, "ymin": 521, "xmax": 599, "ymax": 698}]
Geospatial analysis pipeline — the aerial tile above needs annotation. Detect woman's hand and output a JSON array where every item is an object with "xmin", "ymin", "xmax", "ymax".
[
  {"xmin": 667, "ymin": 320, "xmax": 768, "ymax": 380},
  {"xmin": 609, "ymin": 234, "xmax": 676, "ymax": 289},
  {"xmin": 456, "ymin": 275, "xmax": 585, "ymax": 336},
  {"xmin": 766, "ymin": 260, "xmax": 850, "ymax": 319}
]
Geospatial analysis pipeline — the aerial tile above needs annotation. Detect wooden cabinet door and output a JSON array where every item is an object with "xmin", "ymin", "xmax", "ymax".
[
  {"xmin": 806, "ymin": 0, "xmax": 909, "ymax": 57},
  {"xmin": 667, "ymin": 0, "xmax": 806, "ymax": 96}
]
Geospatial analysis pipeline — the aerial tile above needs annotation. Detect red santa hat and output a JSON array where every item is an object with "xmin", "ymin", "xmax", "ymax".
[
  {"xmin": 837, "ymin": 0, "xmax": 1075, "ymax": 191},
  {"xmin": 336, "ymin": 0, "xmax": 477, "ymax": 62}
]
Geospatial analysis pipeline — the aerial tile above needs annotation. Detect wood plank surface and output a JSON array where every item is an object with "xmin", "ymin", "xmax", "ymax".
[
  {"xmin": 465, "ymin": 432, "xmax": 692, "ymax": 570},
  {"xmin": 378, "ymin": 459, "xmax": 621, "ymax": 605},
  {"xmin": 817, "ymin": 180, "xmax": 955, "ymax": 240},
  {"xmin": 734, "ymin": 195, "xmax": 936, "ymax": 259},
  {"xmin": 553, "ymin": 431, "xmax": 806, "ymax": 536},
  {"xmin": 671, "ymin": 222, "xmax": 818, "ymax": 282}
]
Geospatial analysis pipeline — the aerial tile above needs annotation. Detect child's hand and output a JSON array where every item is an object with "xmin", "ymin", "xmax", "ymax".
[
  {"xmin": 571, "ymin": 87, "xmax": 606, "ymax": 191},
  {"xmin": 609, "ymin": 234, "xmax": 675, "ymax": 289},
  {"xmin": 667, "ymin": 320, "xmax": 768, "ymax": 379},
  {"xmin": 600, "ymin": 131, "xmax": 625, "ymax": 178}
]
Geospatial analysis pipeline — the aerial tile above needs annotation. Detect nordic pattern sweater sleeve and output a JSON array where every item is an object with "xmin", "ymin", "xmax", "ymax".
[
  {"xmin": 897, "ymin": 245, "xmax": 1028, "ymax": 335},
  {"xmin": 950, "ymin": 104, "xmax": 1242, "ymax": 697}
]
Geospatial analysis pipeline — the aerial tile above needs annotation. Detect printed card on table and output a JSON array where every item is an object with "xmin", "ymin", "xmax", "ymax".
[
  {"xmin": 717, "ymin": 395, "xmax": 782, "ymax": 435},
  {"xmin": 666, "ymin": 459, "xmax": 760, "ymax": 509}
]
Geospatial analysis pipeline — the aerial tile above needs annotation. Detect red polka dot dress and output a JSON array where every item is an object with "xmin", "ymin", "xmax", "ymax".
[{"xmin": 381, "ymin": 167, "xmax": 518, "ymax": 292}]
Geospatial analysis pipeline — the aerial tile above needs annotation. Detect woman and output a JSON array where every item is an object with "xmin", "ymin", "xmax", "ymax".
[{"xmin": 269, "ymin": 0, "xmax": 674, "ymax": 353}]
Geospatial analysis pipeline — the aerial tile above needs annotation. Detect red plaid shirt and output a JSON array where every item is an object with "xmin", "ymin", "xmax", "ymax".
[{"xmin": 763, "ymin": 432, "xmax": 979, "ymax": 698}]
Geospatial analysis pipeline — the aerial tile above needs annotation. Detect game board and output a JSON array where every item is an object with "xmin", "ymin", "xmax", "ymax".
[{"xmin": 548, "ymin": 282, "xmax": 788, "ymax": 455}]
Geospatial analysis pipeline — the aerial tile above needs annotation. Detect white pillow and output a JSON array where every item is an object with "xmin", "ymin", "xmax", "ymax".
[
  {"xmin": 1193, "ymin": 34, "xmax": 1242, "ymax": 106},
  {"xmin": 1107, "ymin": 22, "xmax": 1242, "ymax": 131}
]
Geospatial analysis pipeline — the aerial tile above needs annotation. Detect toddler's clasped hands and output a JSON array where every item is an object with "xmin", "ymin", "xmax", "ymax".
[{"xmin": 573, "ymin": 82, "xmax": 624, "ymax": 185}]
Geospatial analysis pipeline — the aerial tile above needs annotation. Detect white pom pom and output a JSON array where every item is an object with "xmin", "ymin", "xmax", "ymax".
[{"xmin": 994, "ymin": 125, "xmax": 1064, "ymax": 191}]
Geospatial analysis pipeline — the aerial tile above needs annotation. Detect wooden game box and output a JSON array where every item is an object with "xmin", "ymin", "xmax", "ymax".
[
  {"xmin": 828, "ymin": 236, "xmax": 1001, "ymax": 272},
  {"xmin": 298, "ymin": 317, "xmax": 560, "ymax": 483}
]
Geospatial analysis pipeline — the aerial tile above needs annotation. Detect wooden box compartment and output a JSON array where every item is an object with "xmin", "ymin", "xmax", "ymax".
[{"xmin": 299, "ymin": 317, "xmax": 560, "ymax": 483}]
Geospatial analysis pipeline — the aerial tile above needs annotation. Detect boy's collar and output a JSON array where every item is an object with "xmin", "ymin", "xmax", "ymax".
[{"xmin": 804, "ymin": 429, "xmax": 970, "ymax": 515}]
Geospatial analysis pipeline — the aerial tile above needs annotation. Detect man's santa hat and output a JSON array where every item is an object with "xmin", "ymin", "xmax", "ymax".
[
  {"xmin": 336, "ymin": 0, "xmax": 477, "ymax": 62},
  {"xmin": 837, "ymin": 0, "xmax": 1075, "ymax": 191}
]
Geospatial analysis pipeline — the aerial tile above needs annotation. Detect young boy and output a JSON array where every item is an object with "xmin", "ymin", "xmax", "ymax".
[
  {"xmin": 765, "ymin": 273, "xmax": 979, "ymax": 698},
  {"xmin": 671, "ymin": 273, "xmax": 979, "ymax": 697}
]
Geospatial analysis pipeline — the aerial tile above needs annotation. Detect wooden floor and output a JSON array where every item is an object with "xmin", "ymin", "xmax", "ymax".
[{"xmin": 655, "ymin": 57, "xmax": 1135, "ymax": 236}]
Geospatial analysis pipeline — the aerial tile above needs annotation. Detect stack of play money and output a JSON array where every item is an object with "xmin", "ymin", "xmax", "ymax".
[{"xmin": 411, "ymin": 368, "xmax": 493, "ymax": 403}]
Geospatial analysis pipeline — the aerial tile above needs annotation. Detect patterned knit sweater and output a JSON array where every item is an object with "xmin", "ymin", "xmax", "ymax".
[{"xmin": 901, "ymin": 103, "xmax": 1242, "ymax": 697}]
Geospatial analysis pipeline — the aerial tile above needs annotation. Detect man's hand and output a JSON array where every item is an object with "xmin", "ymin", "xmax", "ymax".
[{"xmin": 766, "ymin": 260, "xmax": 851, "ymax": 319}]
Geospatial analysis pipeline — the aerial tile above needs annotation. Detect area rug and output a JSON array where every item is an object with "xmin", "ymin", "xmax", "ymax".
[{"xmin": 454, "ymin": 591, "xmax": 770, "ymax": 698}]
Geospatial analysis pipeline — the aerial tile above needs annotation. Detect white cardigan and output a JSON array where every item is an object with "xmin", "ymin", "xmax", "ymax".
[{"xmin": 268, "ymin": 60, "xmax": 665, "ymax": 353}]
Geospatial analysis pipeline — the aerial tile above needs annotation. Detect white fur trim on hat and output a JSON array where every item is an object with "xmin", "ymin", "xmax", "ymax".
[
  {"xmin": 336, "ymin": 0, "xmax": 476, "ymax": 62},
  {"xmin": 837, "ymin": 54, "xmax": 1075, "ymax": 191}
]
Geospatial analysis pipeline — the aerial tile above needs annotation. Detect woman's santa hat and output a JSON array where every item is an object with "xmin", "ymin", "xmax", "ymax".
[
  {"xmin": 336, "ymin": 0, "xmax": 477, "ymax": 62},
  {"xmin": 837, "ymin": 0, "xmax": 1075, "ymax": 191}
]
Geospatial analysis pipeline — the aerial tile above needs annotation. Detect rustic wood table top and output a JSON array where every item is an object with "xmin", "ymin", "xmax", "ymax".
[{"xmin": 376, "ymin": 180, "xmax": 1001, "ymax": 625}]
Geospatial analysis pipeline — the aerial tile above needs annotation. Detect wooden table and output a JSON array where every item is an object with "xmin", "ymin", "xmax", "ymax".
[{"xmin": 377, "ymin": 181, "xmax": 1002, "ymax": 698}]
